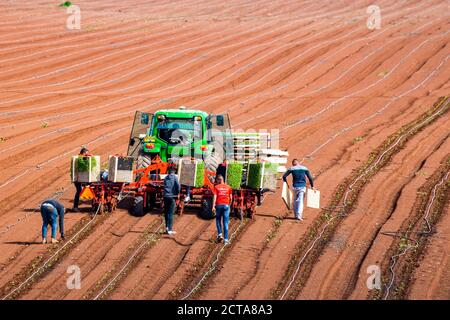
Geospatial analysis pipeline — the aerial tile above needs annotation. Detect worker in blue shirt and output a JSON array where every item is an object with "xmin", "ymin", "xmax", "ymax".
[
  {"xmin": 40, "ymin": 199, "xmax": 65, "ymax": 244},
  {"xmin": 282, "ymin": 159, "xmax": 315, "ymax": 220},
  {"xmin": 163, "ymin": 167, "xmax": 180, "ymax": 235}
]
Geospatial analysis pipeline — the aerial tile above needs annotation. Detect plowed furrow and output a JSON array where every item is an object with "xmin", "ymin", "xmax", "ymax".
[{"xmin": 271, "ymin": 96, "xmax": 449, "ymax": 299}]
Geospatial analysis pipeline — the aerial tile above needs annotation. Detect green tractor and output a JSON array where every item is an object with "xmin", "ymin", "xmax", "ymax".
[{"xmin": 127, "ymin": 106, "xmax": 232, "ymax": 173}]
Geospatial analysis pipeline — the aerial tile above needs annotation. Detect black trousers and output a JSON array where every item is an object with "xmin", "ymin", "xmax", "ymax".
[
  {"xmin": 163, "ymin": 197, "xmax": 176, "ymax": 231},
  {"xmin": 73, "ymin": 182, "xmax": 82, "ymax": 208}
]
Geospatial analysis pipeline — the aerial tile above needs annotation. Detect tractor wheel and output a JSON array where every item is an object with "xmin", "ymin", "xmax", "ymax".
[
  {"xmin": 146, "ymin": 192, "xmax": 157, "ymax": 212},
  {"xmin": 137, "ymin": 151, "xmax": 152, "ymax": 169},
  {"xmin": 200, "ymin": 197, "xmax": 215, "ymax": 220},
  {"xmin": 204, "ymin": 150, "xmax": 223, "ymax": 177},
  {"xmin": 237, "ymin": 208, "xmax": 244, "ymax": 220},
  {"xmin": 136, "ymin": 151, "xmax": 152, "ymax": 181},
  {"xmin": 130, "ymin": 196, "xmax": 145, "ymax": 217}
]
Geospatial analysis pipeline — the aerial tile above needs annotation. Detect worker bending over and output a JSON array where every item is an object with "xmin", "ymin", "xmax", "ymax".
[
  {"xmin": 40, "ymin": 199, "xmax": 65, "ymax": 244},
  {"xmin": 282, "ymin": 159, "xmax": 315, "ymax": 220}
]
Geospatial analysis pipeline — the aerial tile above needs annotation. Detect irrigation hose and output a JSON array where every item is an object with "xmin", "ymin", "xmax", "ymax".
[
  {"xmin": 92, "ymin": 219, "xmax": 165, "ymax": 300},
  {"xmin": 383, "ymin": 170, "xmax": 450, "ymax": 299},
  {"xmin": 181, "ymin": 219, "xmax": 245, "ymax": 300}
]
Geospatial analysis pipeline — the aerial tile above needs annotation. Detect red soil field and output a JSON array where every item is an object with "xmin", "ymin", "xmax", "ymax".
[{"xmin": 0, "ymin": 0, "xmax": 448, "ymax": 300}]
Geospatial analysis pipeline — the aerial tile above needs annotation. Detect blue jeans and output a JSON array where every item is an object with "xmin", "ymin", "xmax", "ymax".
[
  {"xmin": 293, "ymin": 187, "xmax": 306, "ymax": 219},
  {"xmin": 215, "ymin": 205, "xmax": 230, "ymax": 241},
  {"xmin": 164, "ymin": 197, "xmax": 176, "ymax": 231},
  {"xmin": 41, "ymin": 204, "xmax": 58, "ymax": 239}
]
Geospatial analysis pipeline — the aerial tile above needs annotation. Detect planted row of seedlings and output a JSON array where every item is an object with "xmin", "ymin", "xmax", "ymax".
[
  {"xmin": 84, "ymin": 218, "xmax": 166, "ymax": 300},
  {"xmin": 80, "ymin": 161, "xmax": 278, "ymax": 299},
  {"xmin": 0, "ymin": 140, "xmax": 130, "ymax": 299},
  {"xmin": 373, "ymin": 155, "xmax": 450, "ymax": 300},
  {"xmin": 0, "ymin": 206, "xmax": 108, "ymax": 300},
  {"xmin": 0, "ymin": 154, "xmax": 126, "ymax": 299},
  {"xmin": 167, "ymin": 162, "xmax": 281, "ymax": 298},
  {"xmin": 269, "ymin": 96, "xmax": 450, "ymax": 299}
]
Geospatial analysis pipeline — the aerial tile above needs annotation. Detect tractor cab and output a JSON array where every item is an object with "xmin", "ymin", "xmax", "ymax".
[{"xmin": 127, "ymin": 107, "xmax": 231, "ymax": 172}]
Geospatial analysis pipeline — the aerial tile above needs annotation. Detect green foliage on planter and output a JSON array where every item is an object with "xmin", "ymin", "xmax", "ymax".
[
  {"xmin": 226, "ymin": 162, "xmax": 243, "ymax": 190},
  {"xmin": 195, "ymin": 162, "xmax": 205, "ymax": 188},
  {"xmin": 70, "ymin": 158, "xmax": 74, "ymax": 180},
  {"xmin": 246, "ymin": 162, "xmax": 278, "ymax": 190},
  {"xmin": 179, "ymin": 160, "xmax": 205, "ymax": 188},
  {"xmin": 76, "ymin": 156, "xmax": 97, "ymax": 173}
]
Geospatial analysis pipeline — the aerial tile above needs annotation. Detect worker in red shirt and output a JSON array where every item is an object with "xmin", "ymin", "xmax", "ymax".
[{"xmin": 212, "ymin": 175, "xmax": 233, "ymax": 245}]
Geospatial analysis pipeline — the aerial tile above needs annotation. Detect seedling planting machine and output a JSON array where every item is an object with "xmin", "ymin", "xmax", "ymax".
[{"xmin": 75, "ymin": 106, "xmax": 288, "ymax": 219}]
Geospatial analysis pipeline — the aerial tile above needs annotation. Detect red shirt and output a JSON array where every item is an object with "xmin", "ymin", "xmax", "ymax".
[{"xmin": 213, "ymin": 183, "xmax": 232, "ymax": 206}]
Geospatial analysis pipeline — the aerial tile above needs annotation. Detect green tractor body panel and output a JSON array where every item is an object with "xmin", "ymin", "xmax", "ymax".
[
  {"xmin": 145, "ymin": 109, "xmax": 210, "ymax": 162},
  {"xmin": 127, "ymin": 108, "xmax": 231, "ymax": 164}
]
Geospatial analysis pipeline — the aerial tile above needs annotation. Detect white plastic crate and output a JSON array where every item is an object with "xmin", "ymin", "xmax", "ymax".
[
  {"xmin": 71, "ymin": 156, "xmax": 100, "ymax": 183},
  {"xmin": 108, "ymin": 156, "xmax": 134, "ymax": 183}
]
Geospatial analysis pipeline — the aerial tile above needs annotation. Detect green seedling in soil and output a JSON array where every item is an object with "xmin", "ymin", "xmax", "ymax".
[
  {"xmin": 59, "ymin": 1, "xmax": 72, "ymax": 7},
  {"xmin": 324, "ymin": 212, "xmax": 333, "ymax": 221},
  {"xmin": 41, "ymin": 121, "xmax": 49, "ymax": 128},
  {"xmin": 378, "ymin": 70, "xmax": 389, "ymax": 77},
  {"xmin": 353, "ymin": 136, "xmax": 364, "ymax": 143},
  {"xmin": 266, "ymin": 217, "xmax": 282, "ymax": 243},
  {"xmin": 398, "ymin": 237, "xmax": 409, "ymax": 251},
  {"xmin": 0, "ymin": 137, "xmax": 6, "ymax": 143}
]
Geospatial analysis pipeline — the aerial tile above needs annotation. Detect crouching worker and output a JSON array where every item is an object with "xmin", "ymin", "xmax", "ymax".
[
  {"xmin": 163, "ymin": 167, "xmax": 180, "ymax": 235},
  {"xmin": 212, "ymin": 175, "xmax": 233, "ymax": 245},
  {"xmin": 40, "ymin": 199, "xmax": 65, "ymax": 244},
  {"xmin": 282, "ymin": 159, "xmax": 315, "ymax": 221}
]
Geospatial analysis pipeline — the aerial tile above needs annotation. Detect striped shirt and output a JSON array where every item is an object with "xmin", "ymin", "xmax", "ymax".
[{"xmin": 282, "ymin": 165, "xmax": 314, "ymax": 188}]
